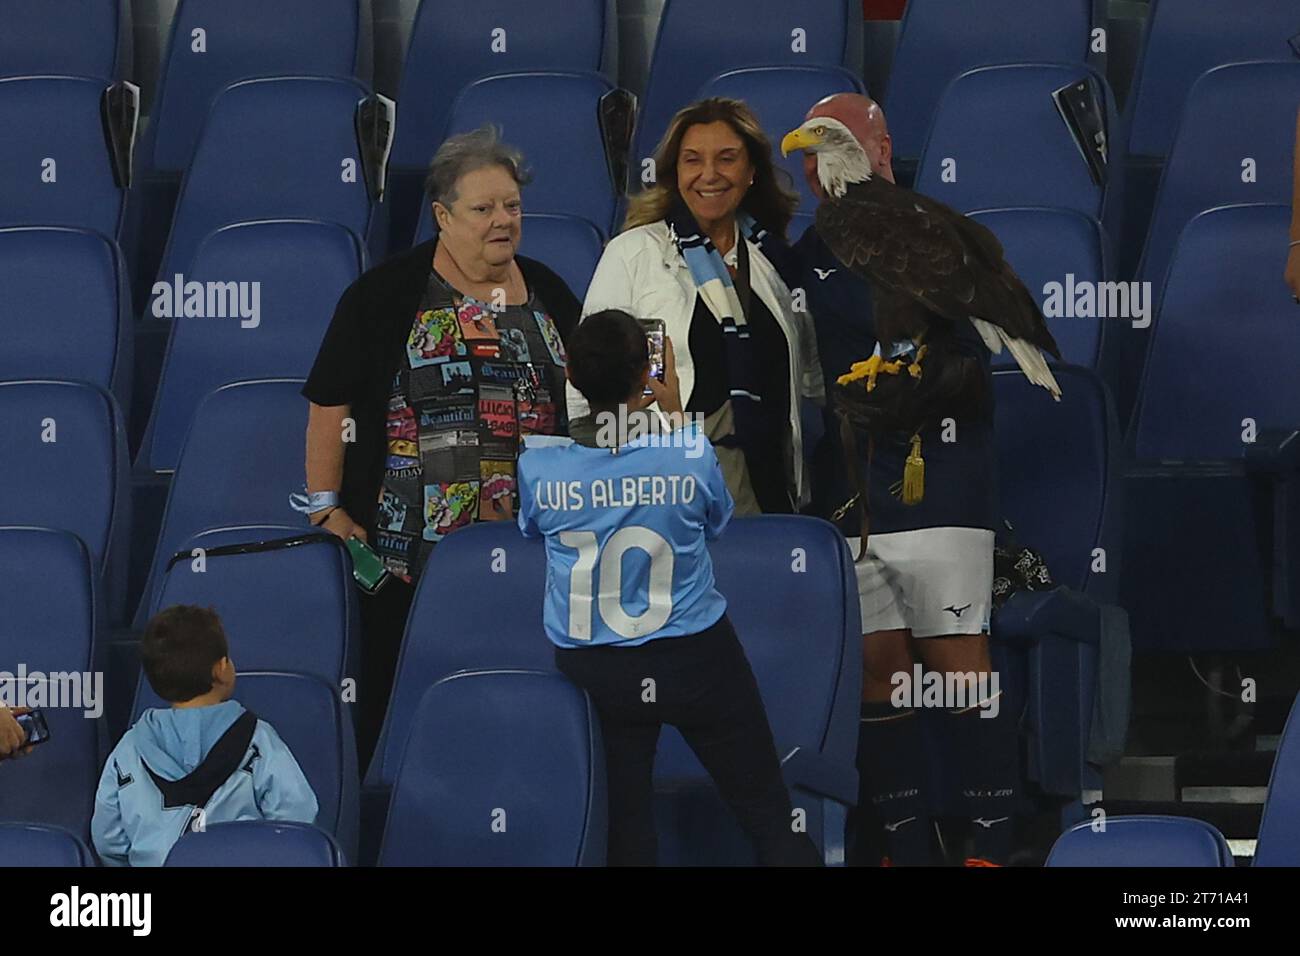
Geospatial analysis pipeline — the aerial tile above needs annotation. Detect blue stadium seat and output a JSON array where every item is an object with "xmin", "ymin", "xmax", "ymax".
[
  {"xmin": 387, "ymin": 0, "xmax": 611, "ymax": 249},
  {"xmin": 441, "ymin": 71, "xmax": 616, "ymax": 236},
  {"xmin": 133, "ymin": 379, "xmax": 310, "ymax": 628},
  {"xmin": 887, "ymin": 0, "xmax": 1095, "ymax": 167},
  {"xmin": 365, "ymin": 524, "xmax": 552, "ymax": 798},
  {"xmin": 1135, "ymin": 62, "xmax": 1300, "ymax": 320},
  {"xmin": 414, "ymin": 212, "xmax": 604, "ymax": 301},
  {"xmin": 367, "ymin": 518, "xmax": 862, "ymax": 865},
  {"xmin": 990, "ymin": 367, "xmax": 1122, "ymax": 797},
  {"xmin": 0, "ymin": 0, "xmax": 130, "ymax": 80},
  {"xmin": 134, "ymin": 672, "xmax": 358, "ymax": 863},
  {"xmin": 1135, "ymin": 205, "xmax": 1299, "ymax": 462},
  {"xmin": 654, "ymin": 516, "xmax": 862, "ymax": 866},
  {"xmin": 1047, "ymin": 815, "xmax": 1233, "ymax": 866},
  {"xmin": 634, "ymin": 0, "xmax": 858, "ymax": 174},
  {"xmin": 0, "ymin": 381, "xmax": 130, "ymax": 624},
  {"xmin": 139, "ymin": 219, "xmax": 363, "ymax": 473},
  {"xmin": 970, "ymin": 208, "xmax": 1109, "ymax": 369},
  {"xmin": 513, "ymin": 214, "xmax": 604, "ymax": 302},
  {"xmin": 141, "ymin": 0, "xmax": 372, "ymax": 177},
  {"xmin": 1116, "ymin": 2, "xmax": 1300, "ymax": 281},
  {"xmin": 0, "ymin": 226, "xmax": 132, "ymax": 405},
  {"xmin": 1123, "ymin": 0, "xmax": 1299, "ymax": 162},
  {"xmin": 166, "ymin": 821, "xmax": 346, "ymax": 866},
  {"xmin": 996, "ymin": 367, "xmax": 1121, "ymax": 601},
  {"xmin": 915, "ymin": 64, "xmax": 1120, "ymax": 221},
  {"xmin": 1123, "ymin": 204, "xmax": 1296, "ymax": 653},
  {"xmin": 125, "ymin": 1, "xmax": 371, "ymax": 307},
  {"xmin": 145, "ymin": 525, "xmax": 357, "ymax": 688},
  {"xmin": 1256, "ymin": 693, "xmax": 1300, "ymax": 866},
  {"xmin": 0, "ymin": 823, "xmax": 94, "ymax": 866},
  {"xmin": 155, "ymin": 77, "xmax": 377, "ymax": 289},
  {"xmin": 0, "ymin": 528, "xmax": 100, "ymax": 835},
  {"xmin": 697, "ymin": 66, "xmax": 866, "ymax": 215},
  {"xmin": 378, "ymin": 670, "xmax": 605, "ymax": 866},
  {"xmin": 0, "ymin": 76, "xmax": 127, "ymax": 238}
]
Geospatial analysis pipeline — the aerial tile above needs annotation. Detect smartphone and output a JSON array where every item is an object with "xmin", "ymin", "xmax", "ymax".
[
  {"xmin": 638, "ymin": 318, "xmax": 666, "ymax": 396},
  {"xmin": 15, "ymin": 710, "xmax": 50, "ymax": 749},
  {"xmin": 345, "ymin": 535, "xmax": 390, "ymax": 594}
]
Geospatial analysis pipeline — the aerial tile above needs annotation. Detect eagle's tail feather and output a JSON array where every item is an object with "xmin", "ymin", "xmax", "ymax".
[
  {"xmin": 970, "ymin": 317, "xmax": 1004, "ymax": 354},
  {"xmin": 971, "ymin": 317, "xmax": 1061, "ymax": 401}
]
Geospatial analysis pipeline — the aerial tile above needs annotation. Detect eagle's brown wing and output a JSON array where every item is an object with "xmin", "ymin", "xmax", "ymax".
[{"xmin": 816, "ymin": 178, "xmax": 1061, "ymax": 358}]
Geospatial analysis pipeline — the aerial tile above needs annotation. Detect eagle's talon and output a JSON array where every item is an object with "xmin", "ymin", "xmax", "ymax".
[
  {"xmin": 837, "ymin": 354, "xmax": 904, "ymax": 392},
  {"xmin": 906, "ymin": 344, "xmax": 928, "ymax": 380}
]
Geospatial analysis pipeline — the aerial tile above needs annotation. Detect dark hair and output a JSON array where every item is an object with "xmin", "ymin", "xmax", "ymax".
[
  {"xmin": 624, "ymin": 97, "xmax": 800, "ymax": 239},
  {"xmin": 567, "ymin": 310, "xmax": 649, "ymax": 407},
  {"xmin": 140, "ymin": 605, "xmax": 229, "ymax": 703}
]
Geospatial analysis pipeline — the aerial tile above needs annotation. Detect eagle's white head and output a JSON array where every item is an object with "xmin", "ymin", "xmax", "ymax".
[{"xmin": 780, "ymin": 116, "xmax": 873, "ymax": 200}]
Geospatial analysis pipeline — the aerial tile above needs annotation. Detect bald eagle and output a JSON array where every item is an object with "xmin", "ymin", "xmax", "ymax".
[{"xmin": 781, "ymin": 117, "xmax": 1062, "ymax": 399}]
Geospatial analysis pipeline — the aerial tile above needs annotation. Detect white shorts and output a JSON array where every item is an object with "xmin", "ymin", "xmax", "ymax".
[{"xmin": 845, "ymin": 527, "xmax": 994, "ymax": 638}]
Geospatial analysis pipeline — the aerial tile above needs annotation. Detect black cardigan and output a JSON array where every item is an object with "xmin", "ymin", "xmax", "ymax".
[{"xmin": 302, "ymin": 239, "xmax": 581, "ymax": 540}]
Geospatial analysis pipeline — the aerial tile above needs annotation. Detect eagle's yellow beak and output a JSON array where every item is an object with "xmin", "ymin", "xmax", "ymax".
[{"xmin": 780, "ymin": 125, "xmax": 822, "ymax": 158}]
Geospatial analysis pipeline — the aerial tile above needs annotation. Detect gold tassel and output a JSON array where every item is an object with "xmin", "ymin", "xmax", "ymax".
[{"xmin": 902, "ymin": 433, "xmax": 924, "ymax": 505}]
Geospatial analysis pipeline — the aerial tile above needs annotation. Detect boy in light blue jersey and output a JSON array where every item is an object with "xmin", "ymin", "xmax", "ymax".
[
  {"xmin": 517, "ymin": 309, "xmax": 820, "ymax": 866},
  {"xmin": 518, "ymin": 412, "xmax": 729, "ymax": 648},
  {"xmin": 92, "ymin": 606, "xmax": 318, "ymax": 866}
]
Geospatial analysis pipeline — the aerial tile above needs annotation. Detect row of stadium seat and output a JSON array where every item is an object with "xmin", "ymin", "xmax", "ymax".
[
  {"xmin": 6, "ymin": 811, "xmax": 1286, "ymax": 867},
  {"xmin": 7, "ymin": 606, "xmax": 1300, "ymax": 868},
  {"xmin": 2, "ymin": 0, "xmax": 1288, "ymax": 181},
  {"xmin": 1, "ymin": 0, "xmax": 1293, "ymax": 253},
  {"xmin": 2, "ymin": 368, "xmax": 1113, "ymax": 855},
  {"xmin": 3, "ymin": 59, "xmax": 1296, "ymax": 424},
  {"xmin": 0, "ymin": 370, "xmax": 1293, "ymax": 860},
  {"xmin": 0, "ymin": 666, "xmax": 603, "ymax": 866},
  {"xmin": 5, "ymin": 52, "xmax": 1296, "ymax": 271},
  {"xmin": 2, "ymin": 50, "xmax": 1293, "ymax": 339},
  {"xmin": 3, "ymin": 196, "xmax": 1296, "ymax": 645},
  {"xmin": 0, "ymin": 509, "xmax": 860, "ymax": 865}
]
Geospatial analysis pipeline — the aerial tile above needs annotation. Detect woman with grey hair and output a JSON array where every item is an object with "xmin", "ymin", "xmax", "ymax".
[{"xmin": 301, "ymin": 126, "xmax": 580, "ymax": 768}]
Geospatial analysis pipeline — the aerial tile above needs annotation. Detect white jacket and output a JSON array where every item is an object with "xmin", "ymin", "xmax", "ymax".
[{"xmin": 568, "ymin": 220, "xmax": 825, "ymax": 505}]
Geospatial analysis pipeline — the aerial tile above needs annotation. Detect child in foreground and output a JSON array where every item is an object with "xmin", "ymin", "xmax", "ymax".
[{"xmin": 92, "ymin": 605, "xmax": 318, "ymax": 866}]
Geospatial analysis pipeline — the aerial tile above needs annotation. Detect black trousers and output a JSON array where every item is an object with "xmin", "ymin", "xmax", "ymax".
[
  {"xmin": 555, "ymin": 615, "xmax": 822, "ymax": 866},
  {"xmin": 356, "ymin": 577, "xmax": 414, "ymax": 776}
]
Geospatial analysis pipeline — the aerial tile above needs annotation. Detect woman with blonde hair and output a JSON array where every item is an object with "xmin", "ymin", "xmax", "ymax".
[{"xmin": 572, "ymin": 98, "xmax": 824, "ymax": 514}]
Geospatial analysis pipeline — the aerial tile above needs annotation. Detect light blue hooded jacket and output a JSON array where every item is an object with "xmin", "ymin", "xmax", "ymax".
[{"xmin": 92, "ymin": 700, "xmax": 318, "ymax": 866}]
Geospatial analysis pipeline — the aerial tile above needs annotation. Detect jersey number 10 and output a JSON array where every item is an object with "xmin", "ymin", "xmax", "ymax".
[{"xmin": 559, "ymin": 527, "xmax": 675, "ymax": 641}]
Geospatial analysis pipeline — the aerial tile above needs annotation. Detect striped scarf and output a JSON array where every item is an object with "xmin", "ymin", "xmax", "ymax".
[{"xmin": 666, "ymin": 201, "xmax": 784, "ymax": 448}]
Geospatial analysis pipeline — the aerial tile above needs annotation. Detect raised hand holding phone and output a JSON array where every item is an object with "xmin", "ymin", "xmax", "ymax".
[{"xmin": 643, "ymin": 335, "xmax": 683, "ymax": 416}]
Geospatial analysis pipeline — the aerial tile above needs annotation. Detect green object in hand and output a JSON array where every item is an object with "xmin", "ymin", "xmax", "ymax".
[{"xmin": 345, "ymin": 535, "xmax": 390, "ymax": 593}]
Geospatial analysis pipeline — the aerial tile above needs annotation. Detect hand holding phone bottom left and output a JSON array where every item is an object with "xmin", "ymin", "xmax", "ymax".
[{"xmin": 0, "ymin": 708, "xmax": 48, "ymax": 760}]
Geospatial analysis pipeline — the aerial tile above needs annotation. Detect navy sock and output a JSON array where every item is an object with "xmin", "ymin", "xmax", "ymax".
[
  {"xmin": 856, "ymin": 702, "xmax": 930, "ymax": 865},
  {"xmin": 946, "ymin": 696, "xmax": 1018, "ymax": 864}
]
